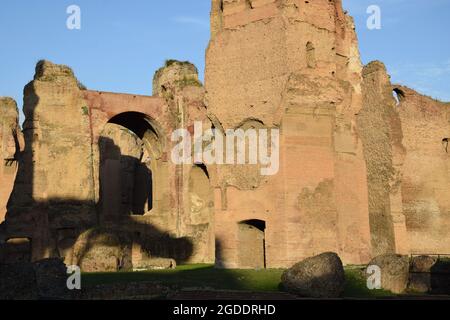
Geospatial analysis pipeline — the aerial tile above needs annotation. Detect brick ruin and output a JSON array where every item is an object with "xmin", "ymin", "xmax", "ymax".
[{"xmin": 0, "ymin": 0, "xmax": 449, "ymax": 270}]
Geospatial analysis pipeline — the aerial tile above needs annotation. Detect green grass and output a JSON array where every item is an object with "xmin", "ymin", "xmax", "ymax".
[
  {"xmin": 344, "ymin": 267, "xmax": 394, "ymax": 298},
  {"xmin": 82, "ymin": 264, "xmax": 396, "ymax": 298},
  {"xmin": 83, "ymin": 264, "xmax": 283, "ymax": 292}
]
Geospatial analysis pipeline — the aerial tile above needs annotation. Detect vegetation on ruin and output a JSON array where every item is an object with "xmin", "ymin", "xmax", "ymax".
[
  {"xmin": 81, "ymin": 106, "xmax": 89, "ymax": 116},
  {"xmin": 165, "ymin": 59, "xmax": 194, "ymax": 68},
  {"xmin": 77, "ymin": 80, "xmax": 87, "ymax": 90},
  {"xmin": 175, "ymin": 76, "xmax": 203, "ymax": 89},
  {"xmin": 82, "ymin": 264, "xmax": 394, "ymax": 298},
  {"xmin": 35, "ymin": 59, "xmax": 87, "ymax": 90}
]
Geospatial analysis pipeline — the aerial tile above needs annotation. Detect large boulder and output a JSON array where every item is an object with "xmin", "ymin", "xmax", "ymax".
[
  {"xmin": 408, "ymin": 255, "xmax": 437, "ymax": 293},
  {"xmin": 367, "ymin": 254, "xmax": 409, "ymax": 294},
  {"xmin": 0, "ymin": 258, "xmax": 69, "ymax": 300},
  {"xmin": 281, "ymin": 252, "xmax": 345, "ymax": 298},
  {"xmin": 0, "ymin": 262, "xmax": 38, "ymax": 300},
  {"xmin": 33, "ymin": 258, "xmax": 70, "ymax": 299}
]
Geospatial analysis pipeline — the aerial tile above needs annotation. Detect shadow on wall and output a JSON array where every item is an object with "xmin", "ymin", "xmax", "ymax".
[
  {"xmin": 214, "ymin": 220, "xmax": 267, "ymax": 270},
  {"xmin": 98, "ymin": 136, "xmax": 154, "ymax": 219},
  {"xmin": 0, "ymin": 96, "xmax": 193, "ymax": 271}
]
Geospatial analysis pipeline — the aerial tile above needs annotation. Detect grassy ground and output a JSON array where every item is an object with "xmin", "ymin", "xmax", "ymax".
[
  {"xmin": 82, "ymin": 264, "xmax": 394, "ymax": 298},
  {"xmin": 344, "ymin": 266, "xmax": 393, "ymax": 298}
]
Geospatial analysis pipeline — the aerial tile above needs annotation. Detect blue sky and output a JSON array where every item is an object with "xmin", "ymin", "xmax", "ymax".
[{"xmin": 0, "ymin": 0, "xmax": 449, "ymax": 124}]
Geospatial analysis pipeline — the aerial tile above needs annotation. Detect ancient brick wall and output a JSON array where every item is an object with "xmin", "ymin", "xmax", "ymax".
[
  {"xmin": 0, "ymin": 61, "xmax": 215, "ymax": 268},
  {"xmin": 394, "ymin": 86, "xmax": 450, "ymax": 254},
  {"xmin": 1, "ymin": 1, "xmax": 449, "ymax": 270},
  {"xmin": 206, "ymin": 0, "xmax": 371, "ymax": 267},
  {"xmin": 3, "ymin": 61, "xmax": 97, "ymax": 261},
  {"xmin": 358, "ymin": 61, "xmax": 408, "ymax": 257}
]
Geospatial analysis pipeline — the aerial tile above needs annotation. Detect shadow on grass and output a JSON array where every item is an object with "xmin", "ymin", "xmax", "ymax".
[
  {"xmin": 82, "ymin": 264, "xmax": 284, "ymax": 292},
  {"xmin": 82, "ymin": 264, "xmax": 396, "ymax": 298}
]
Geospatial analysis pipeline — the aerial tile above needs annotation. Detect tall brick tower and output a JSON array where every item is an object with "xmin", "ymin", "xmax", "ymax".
[{"xmin": 206, "ymin": 0, "xmax": 372, "ymax": 267}]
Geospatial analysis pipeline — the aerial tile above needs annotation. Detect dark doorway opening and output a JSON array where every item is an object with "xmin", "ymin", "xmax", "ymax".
[
  {"xmin": 238, "ymin": 219, "xmax": 266, "ymax": 269},
  {"xmin": 393, "ymin": 88, "xmax": 405, "ymax": 106},
  {"xmin": 100, "ymin": 112, "xmax": 160, "ymax": 219}
]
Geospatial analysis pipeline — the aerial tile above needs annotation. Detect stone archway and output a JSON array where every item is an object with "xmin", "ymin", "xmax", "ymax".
[
  {"xmin": 238, "ymin": 219, "xmax": 266, "ymax": 269},
  {"xmin": 99, "ymin": 112, "xmax": 162, "ymax": 220}
]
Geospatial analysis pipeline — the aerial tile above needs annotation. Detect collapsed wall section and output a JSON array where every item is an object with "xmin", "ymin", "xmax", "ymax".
[{"xmin": 2, "ymin": 61, "xmax": 96, "ymax": 262}]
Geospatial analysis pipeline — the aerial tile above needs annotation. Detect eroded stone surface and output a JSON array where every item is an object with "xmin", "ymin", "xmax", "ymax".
[
  {"xmin": 368, "ymin": 254, "xmax": 410, "ymax": 294},
  {"xmin": 281, "ymin": 252, "xmax": 345, "ymax": 298},
  {"xmin": 408, "ymin": 255, "xmax": 438, "ymax": 293},
  {"xmin": 394, "ymin": 86, "xmax": 450, "ymax": 255},
  {"xmin": 358, "ymin": 61, "xmax": 408, "ymax": 257},
  {"xmin": 0, "ymin": 97, "xmax": 22, "ymax": 223}
]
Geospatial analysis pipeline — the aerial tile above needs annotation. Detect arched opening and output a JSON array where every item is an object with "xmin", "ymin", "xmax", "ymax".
[
  {"xmin": 99, "ymin": 112, "xmax": 162, "ymax": 219},
  {"xmin": 393, "ymin": 88, "xmax": 405, "ymax": 106},
  {"xmin": 237, "ymin": 219, "xmax": 266, "ymax": 269},
  {"xmin": 108, "ymin": 112, "xmax": 159, "ymax": 140}
]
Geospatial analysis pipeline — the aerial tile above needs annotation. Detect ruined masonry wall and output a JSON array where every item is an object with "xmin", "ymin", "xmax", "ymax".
[{"xmin": 206, "ymin": 0, "xmax": 371, "ymax": 267}]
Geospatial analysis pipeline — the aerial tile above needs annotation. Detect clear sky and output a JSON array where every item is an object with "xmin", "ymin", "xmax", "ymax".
[{"xmin": 0, "ymin": 0, "xmax": 449, "ymax": 124}]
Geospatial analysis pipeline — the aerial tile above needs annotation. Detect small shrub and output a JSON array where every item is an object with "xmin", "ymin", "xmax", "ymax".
[
  {"xmin": 175, "ymin": 76, "xmax": 203, "ymax": 89},
  {"xmin": 81, "ymin": 106, "xmax": 89, "ymax": 116},
  {"xmin": 165, "ymin": 59, "xmax": 192, "ymax": 67}
]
